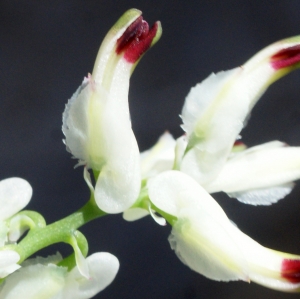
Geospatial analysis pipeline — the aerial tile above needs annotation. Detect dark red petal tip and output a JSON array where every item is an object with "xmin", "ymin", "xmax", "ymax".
[
  {"xmin": 116, "ymin": 16, "xmax": 159, "ymax": 63},
  {"xmin": 271, "ymin": 45, "xmax": 300, "ymax": 70},
  {"xmin": 281, "ymin": 259, "xmax": 300, "ymax": 283},
  {"xmin": 234, "ymin": 140, "xmax": 246, "ymax": 147}
]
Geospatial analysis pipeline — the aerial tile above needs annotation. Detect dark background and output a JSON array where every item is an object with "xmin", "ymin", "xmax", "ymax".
[{"xmin": 1, "ymin": 1, "xmax": 300, "ymax": 298}]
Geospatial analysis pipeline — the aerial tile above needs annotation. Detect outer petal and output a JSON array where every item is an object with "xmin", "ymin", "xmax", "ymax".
[
  {"xmin": 205, "ymin": 141, "xmax": 300, "ymax": 204},
  {"xmin": 94, "ymin": 123, "xmax": 140, "ymax": 213},
  {"xmin": 0, "ymin": 262, "xmax": 66, "ymax": 299},
  {"xmin": 0, "ymin": 178, "xmax": 32, "ymax": 221},
  {"xmin": 0, "ymin": 250, "xmax": 21, "ymax": 278},
  {"xmin": 123, "ymin": 207, "xmax": 150, "ymax": 221},
  {"xmin": 173, "ymin": 135, "xmax": 188, "ymax": 170},
  {"xmin": 181, "ymin": 37, "xmax": 300, "ymax": 185},
  {"xmin": 169, "ymin": 207, "xmax": 248, "ymax": 281},
  {"xmin": 140, "ymin": 132, "xmax": 176, "ymax": 179},
  {"xmin": 148, "ymin": 171, "xmax": 248, "ymax": 281},
  {"xmin": 148, "ymin": 170, "xmax": 227, "ymax": 220},
  {"xmin": 0, "ymin": 252, "xmax": 119, "ymax": 299},
  {"xmin": 69, "ymin": 235, "xmax": 89, "ymax": 279},
  {"xmin": 63, "ymin": 252, "xmax": 119, "ymax": 299},
  {"xmin": 230, "ymin": 224, "xmax": 300, "ymax": 292}
]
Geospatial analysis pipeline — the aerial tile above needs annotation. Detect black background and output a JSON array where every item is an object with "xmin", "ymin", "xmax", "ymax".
[{"xmin": 1, "ymin": 1, "xmax": 300, "ymax": 298}]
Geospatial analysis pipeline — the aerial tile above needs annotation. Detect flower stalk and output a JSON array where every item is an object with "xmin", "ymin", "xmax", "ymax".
[{"xmin": 5, "ymin": 198, "xmax": 105, "ymax": 265}]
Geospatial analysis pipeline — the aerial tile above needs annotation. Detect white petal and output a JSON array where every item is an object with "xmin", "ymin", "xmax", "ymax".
[
  {"xmin": 83, "ymin": 167, "xmax": 94, "ymax": 194},
  {"xmin": 140, "ymin": 132, "xmax": 176, "ymax": 179},
  {"xmin": 92, "ymin": 58, "xmax": 141, "ymax": 214},
  {"xmin": 229, "ymin": 223, "xmax": 300, "ymax": 292},
  {"xmin": 123, "ymin": 207, "xmax": 149, "ymax": 221},
  {"xmin": 0, "ymin": 254, "xmax": 116, "ymax": 298},
  {"xmin": 181, "ymin": 68, "xmax": 244, "ymax": 184},
  {"xmin": 148, "ymin": 170, "xmax": 227, "ymax": 220},
  {"xmin": 0, "ymin": 263, "xmax": 66, "ymax": 299},
  {"xmin": 0, "ymin": 250, "xmax": 20, "ymax": 278},
  {"xmin": 249, "ymin": 272, "xmax": 300, "ymax": 292},
  {"xmin": 63, "ymin": 252, "xmax": 119, "ymax": 299},
  {"xmin": 173, "ymin": 135, "xmax": 187, "ymax": 170},
  {"xmin": 21, "ymin": 253, "xmax": 62, "ymax": 267},
  {"xmin": 181, "ymin": 69, "xmax": 239, "ymax": 137},
  {"xmin": 62, "ymin": 78, "xmax": 91, "ymax": 164},
  {"xmin": 228, "ymin": 184, "xmax": 293, "ymax": 205},
  {"xmin": 149, "ymin": 205, "xmax": 166, "ymax": 226},
  {"xmin": 70, "ymin": 235, "xmax": 89, "ymax": 279},
  {"xmin": 94, "ymin": 128, "xmax": 140, "ymax": 213},
  {"xmin": 205, "ymin": 142, "xmax": 300, "ymax": 197},
  {"xmin": 169, "ymin": 207, "xmax": 248, "ymax": 281},
  {"xmin": 0, "ymin": 178, "xmax": 32, "ymax": 221}
]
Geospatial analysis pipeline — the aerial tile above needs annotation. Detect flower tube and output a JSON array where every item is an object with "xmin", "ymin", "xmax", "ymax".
[
  {"xmin": 62, "ymin": 9, "xmax": 162, "ymax": 213},
  {"xmin": 148, "ymin": 171, "xmax": 300, "ymax": 292},
  {"xmin": 180, "ymin": 36, "xmax": 300, "ymax": 186}
]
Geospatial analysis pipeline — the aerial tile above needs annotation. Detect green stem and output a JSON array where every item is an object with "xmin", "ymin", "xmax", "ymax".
[{"xmin": 11, "ymin": 198, "xmax": 106, "ymax": 263}]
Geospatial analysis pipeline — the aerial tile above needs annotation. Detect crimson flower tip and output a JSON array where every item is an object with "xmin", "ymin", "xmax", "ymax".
[
  {"xmin": 281, "ymin": 259, "xmax": 300, "ymax": 284},
  {"xmin": 270, "ymin": 44, "xmax": 300, "ymax": 70},
  {"xmin": 116, "ymin": 16, "xmax": 161, "ymax": 63}
]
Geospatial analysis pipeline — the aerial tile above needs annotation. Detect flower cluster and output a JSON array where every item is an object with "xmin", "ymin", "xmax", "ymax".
[
  {"xmin": 63, "ymin": 8, "xmax": 300, "ymax": 293},
  {"xmin": 2, "ymin": 8, "xmax": 300, "ymax": 298},
  {"xmin": 146, "ymin": 37, "xmax": 300, "ymax": 291},
  {"xmin": 1, "ymin": 8, "xmax": 161, "ymax": 299}
]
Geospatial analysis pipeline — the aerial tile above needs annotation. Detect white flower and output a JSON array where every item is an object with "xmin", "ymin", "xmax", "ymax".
[
  {"xmin": 0, "ymin": 252, "xmax": 119, "ymax": 299},
  {"xmin": 205, "ymin": 141, "xmax": 300, "ymax": 204},
  {"xmin": 0, "ymin": 177, "xmax": 32, "ymax": 278},
  {"xmin": 148, "ymin": 171, "xmax": 300, "ymax": 292},
  {"xmin": 180, "ymin": 36, "xmax": 300, "ymax": 204},
  {"xmin": 62, "ymin": 9, "xmax": 162, "ymax": 213}
]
